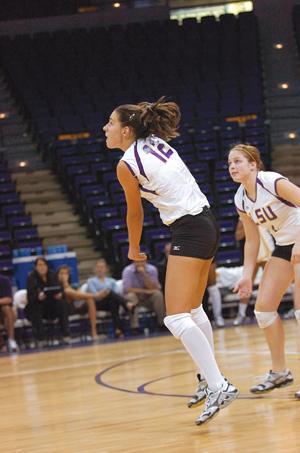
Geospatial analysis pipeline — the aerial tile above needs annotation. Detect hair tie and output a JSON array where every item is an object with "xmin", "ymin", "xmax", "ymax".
[{"xmin": 128, "ymin": 113, "xmax": 136, "ymax": 122}]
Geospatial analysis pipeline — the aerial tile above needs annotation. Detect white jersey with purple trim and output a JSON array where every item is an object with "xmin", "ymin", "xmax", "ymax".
[
  {"xmin": 234, "ymin": 170, "xmax": 300, "ymax": 246},
  {"xmin": 120, "ymin": 135, "xmax": 208, "ymax": 225}
]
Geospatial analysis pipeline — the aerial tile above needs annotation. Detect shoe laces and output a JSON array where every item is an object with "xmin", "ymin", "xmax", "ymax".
[
  {"xmin": 204, "ymin": 386, "xmax": 220, "ymax": 409},
  {"xmin": 264, "ymin": 369, "xmax": 287, "ymax": 383}
]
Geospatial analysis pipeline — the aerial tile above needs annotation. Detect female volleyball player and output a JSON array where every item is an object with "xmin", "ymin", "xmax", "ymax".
[
  {"xmin": 228, "ymin": 144, "xmax": 300, "ymax": 398},
  {"xmin": 103, "ymin": 97, "xmax": 238, "ymax": 426}
]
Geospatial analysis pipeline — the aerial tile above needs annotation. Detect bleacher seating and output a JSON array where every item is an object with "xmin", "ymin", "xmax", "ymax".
[
  {"xmin": 0, "ymin": 12, "xmax": 270, "ymax": 268},
  {"xmin": 0, "ymin": 157, "xmax": 43, "ymax": 276}
]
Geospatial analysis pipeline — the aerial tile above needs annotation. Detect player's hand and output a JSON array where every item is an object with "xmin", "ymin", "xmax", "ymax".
[
  {"xmin": 291, "ymin": 243, "xmax": 300, "ymax": 263},
  {"xmin": 233, "ymin": 276, "xmax": 252, "ymax": 298},
  {"xmin": 38, "ymin": 291, "xmax": 46, "ymax": 301},
  {"xmin": 95, "ymin": 289, "xmax": 110, "ymax": 300},
  {"xmin": 128, "ymin": 247, "xmax": 147, "ymax": 261}
]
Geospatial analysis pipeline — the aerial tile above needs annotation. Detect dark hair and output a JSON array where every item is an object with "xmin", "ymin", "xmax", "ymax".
[
  {"xmin": 57, "ymin": 265, "xmax": 71, "ymax": 283},
  {"xmin": 34, "ymin": 257, "xmax": 48, "ymax": 268},
  {"xmin": 229, "ymin": 143, "xmax": 264, "ymax": 170},
  {"xmin": 115, "ymin": 96, "xmax": 181, "ymax": 142}
]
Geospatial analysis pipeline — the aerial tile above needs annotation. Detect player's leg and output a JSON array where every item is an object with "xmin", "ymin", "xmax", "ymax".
[
  {"xmin": 85, "ymin": 296, "xmax": 98, "ymax": 340},
  {"xmin": 165, "ymin": 256, "xmax": 220, "ymax": 387},
  {"xmin": 251, "ymin": 256, "xmax": 294, "ymax": 393},
  {"xmin": 293, "ymin": 263, "xmax": 300, "ymax": 324},
  {"xmin": 188, "ymin": 259, "xmax": 214, "ymax": 408},
  {"xmin": 164, "ymin": 255, "xmax": 238, "ymax": 424},
  {"xmin": 293, "ymin": 262, "xmax": 300, "ymax": 398}
]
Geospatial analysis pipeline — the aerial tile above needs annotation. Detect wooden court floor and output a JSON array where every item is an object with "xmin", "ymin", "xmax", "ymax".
[{"xmin": 0, "ymin": 320, "xmax": 300, "ymax": 453}]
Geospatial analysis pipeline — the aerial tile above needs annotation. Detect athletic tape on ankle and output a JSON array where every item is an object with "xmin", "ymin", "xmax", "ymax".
[{"xmin": 254, "ymin": 310, "xmax": 278, "ymax": 329}]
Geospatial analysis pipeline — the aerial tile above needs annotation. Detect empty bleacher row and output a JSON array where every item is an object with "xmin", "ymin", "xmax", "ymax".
[
  {"xmin": 0, "ymin": 12, "xmax": 271, "ymax": 269},
  {"xmin": 1, "ymin": 13, "xmax": 263, "ymax": 136},
  {"xmin": 0, "ymin": 154, "xmax": 43, "ymax": 277}
]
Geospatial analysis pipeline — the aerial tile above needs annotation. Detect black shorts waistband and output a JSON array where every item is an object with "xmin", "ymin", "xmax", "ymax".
[{"xmin": 170, "ymin": 206, "xmax": 210, "ymax": 229}]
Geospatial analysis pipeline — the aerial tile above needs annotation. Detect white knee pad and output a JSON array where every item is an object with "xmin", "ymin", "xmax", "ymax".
[
  {"xmin": 254, "ymin": 310, "xmax": 278, "ymax": 329},
  {"xmin": 294, "ymin": 309, "xmax": 300, "ymax": 326},
  {"xmin": 164, "ymin": 313, "xmax": 195, "ymax": 339},
  {"xmin": 191, "ymin": 304, "xmax": 209, "ymax": 325}
]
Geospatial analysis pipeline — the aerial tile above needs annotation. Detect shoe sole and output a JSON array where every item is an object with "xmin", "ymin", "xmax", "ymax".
[
  {"xmin": 250, "ymin": 379, "xmax": 294, "ymax": 394},
  {"xmin": 195, "ymin": 407, "xmax": 220, "ymax": 426},
  {"xmin": 194, "ymin": 390, "xmax": 238, "ymax": 426},
  {"xmin": 187, "ymin": 396, "xmax": 206, "ymax": 408}
]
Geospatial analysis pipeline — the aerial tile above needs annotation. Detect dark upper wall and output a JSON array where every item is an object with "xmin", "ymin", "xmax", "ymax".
[
  {"xmin": 0, "ymin": 0, "xmax": 77, "ymax": 21},
  {"xmin": 0, "ymin": 3, "xmax": 169, "ymax": 36}
]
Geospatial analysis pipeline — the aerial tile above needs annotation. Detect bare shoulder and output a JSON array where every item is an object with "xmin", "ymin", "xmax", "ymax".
[{"xmin": 117, "ymin": 161, "xmax": 139, "ymax": 192}]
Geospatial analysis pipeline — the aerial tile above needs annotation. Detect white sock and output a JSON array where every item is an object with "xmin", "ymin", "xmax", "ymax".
[
  {"xmin": 295, "ymin": 309, "xmax": 300, "ymax": 326},
  {"xmin": 181, "ymin": 325, "xmax": 225, "ymax": 391},
  {"xmin": 191, "ymin": 305, "xmax": 214, "ymax": 352},
  {"xmin": 207, "ymin": 284, "xmax": 222, "ymax": 319},
  {"xmin": 238, "ymin": 302, "xmax": 247, "ymax": 317}
]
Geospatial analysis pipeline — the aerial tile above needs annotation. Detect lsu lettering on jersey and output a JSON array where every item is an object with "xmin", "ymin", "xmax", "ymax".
[
  {"xmin": 120, "ymin": 135, "xmax": 208, "ymax": 225},
  {"xmin": 234, "ymin": 171, "xmax": 300, "ymax": 246}
]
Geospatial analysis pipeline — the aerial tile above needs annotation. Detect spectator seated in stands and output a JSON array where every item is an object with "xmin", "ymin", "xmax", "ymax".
[
  {"xmin": 0, "ymin": 273, "xmax": 19, "ymax": 353},
  {"xmin": 86, "ymin": 259, "xmax": 134, "ymax": 338},
  {"xmin": 57, "ymin": 265, "xmax": 99, "ymax": 341},
  {"xmin": 122, "ymin": 259, "xmax": 165, "ymax": 331},
  {"xmin": 26, "ymin": 257, "xmax": 70, "ymax": 345}
]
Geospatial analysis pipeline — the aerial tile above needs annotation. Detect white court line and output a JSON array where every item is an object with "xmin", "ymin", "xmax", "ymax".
[
  {"xmin": 0, "ymin": 349, "xmax": 182, "ymax": 379},
  {"xmin": 0, "ymin": 347, "xmax": 298, "ymax": 379}
]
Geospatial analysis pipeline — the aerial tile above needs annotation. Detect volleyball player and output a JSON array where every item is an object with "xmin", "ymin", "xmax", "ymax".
[
  {"xmin": 103, "ymin": 97, "xmax": 238, "ymax": 426},
  {"xmin": 228, "ymin": 144, "xmax": 300, "ymax": 398}
]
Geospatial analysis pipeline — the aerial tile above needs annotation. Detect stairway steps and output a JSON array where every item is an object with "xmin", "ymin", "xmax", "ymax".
[
  {"xmin": 32, "ymin": 212, "xmax": 80, "ymax": 226},
  {"xmin": 0, "ymin": 76, "xmax": 102, "ymax": 276},
  {"xmin": 74, "ymin": 248, "xmax": 100, "ymax": 260},
  {"xmin": 38, "ymin": 223, "xmax": 86, "ymax": 237},
  {"xmin": 16, "ymin": 181, "xmax": 61, "ymax": 193},
  {"xmin": 43, "ymin": 236, "xmax": 94, "ymax": 248},
  {"xmin": 25, "ymin": 201, "xmax": 73, "ymax": 215},
  {"xmin": 21, "ymin": 191, "xmax": 66, "ymax": 203}
]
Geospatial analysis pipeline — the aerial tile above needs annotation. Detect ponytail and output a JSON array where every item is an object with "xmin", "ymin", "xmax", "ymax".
[{"xmin": 115, "ymin": 96, "xmax": 181, "ymax": 142}]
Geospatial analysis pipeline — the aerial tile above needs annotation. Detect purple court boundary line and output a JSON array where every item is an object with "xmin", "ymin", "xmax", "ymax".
[
  {"xmin": 94, "ymin": 356, "xmax": 192, "ymax": 397},
  {"xmin": 94, "ymin": 356, "xmax": 272, "ymax": 400}
]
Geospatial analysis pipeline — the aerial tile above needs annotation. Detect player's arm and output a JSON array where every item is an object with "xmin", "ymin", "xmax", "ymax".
[
  {"xmin": 117, "ymin": 161, "xmax": 145, "ymax": 261},
  {"xmin": 233, "ymin": 211, "xmax": 260, "ymax": 297},
  {"xmin": 235, "ymin": 218, "xmax": 245, "ymax": 242},
  {"xmin": 276, "ymin": 179, "xmax": 300, "ymax": 262},
  {"xmin": 276, "ymin": 178, "xmax": 300, "ymax": 207},
  {"xmin": 239, "ymin": 210, "xmax": 260, "ymax": 280}
]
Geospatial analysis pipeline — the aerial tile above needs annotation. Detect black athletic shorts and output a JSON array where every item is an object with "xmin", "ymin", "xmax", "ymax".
[
  {"xmin": 169, "ymin": 206, "xmax": 219, "ymax": 259},
  {"xmin": 272, "ymin": 243, "xmax": 294, "ymax": 262}
]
